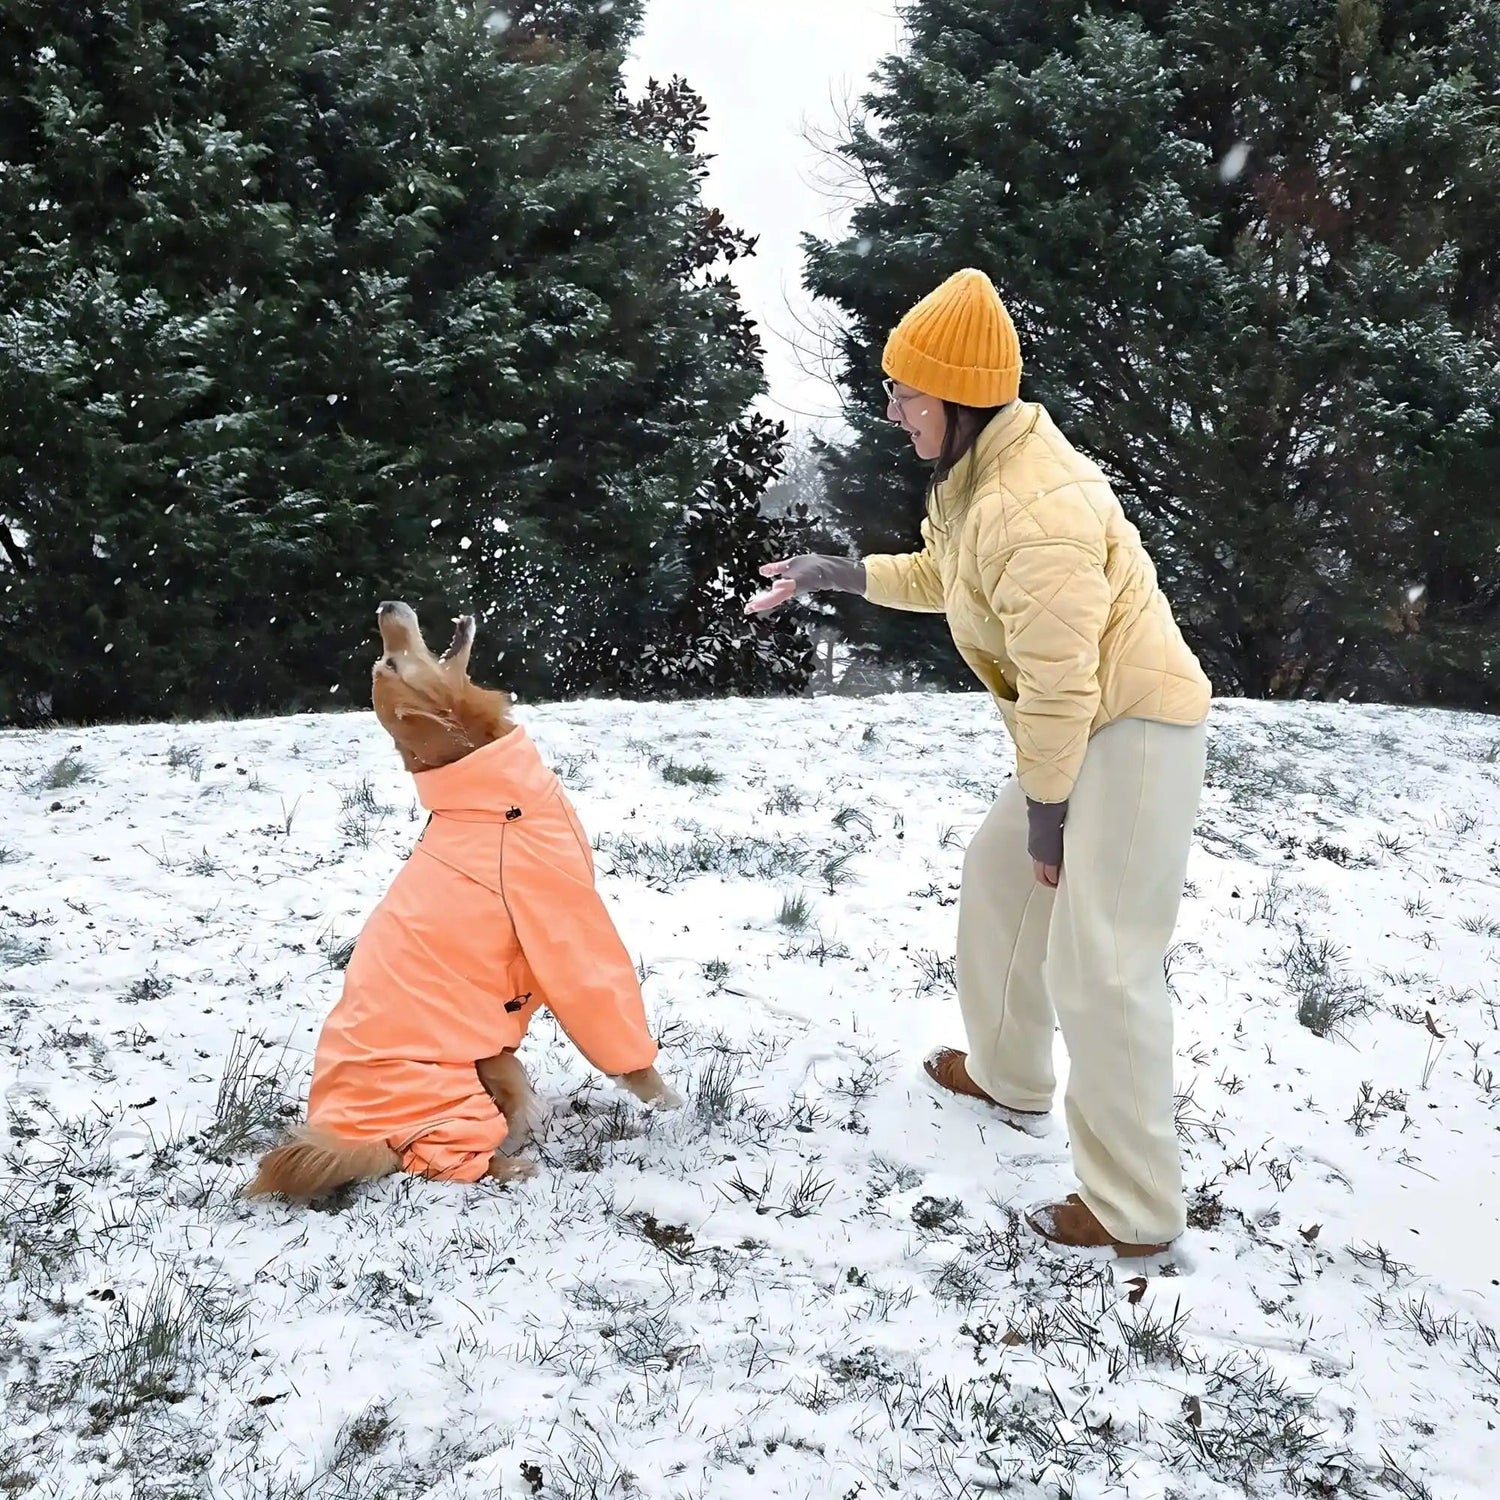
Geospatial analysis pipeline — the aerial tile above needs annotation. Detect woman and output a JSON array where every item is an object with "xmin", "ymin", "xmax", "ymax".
[{"xmin": 750, "ymin": 269, "xmax": 1211, "ymax": 1257}]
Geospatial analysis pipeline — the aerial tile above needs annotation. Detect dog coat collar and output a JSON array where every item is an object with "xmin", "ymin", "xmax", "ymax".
[{"xmin": 412, "ymin": 727, "xmax": 560, "ymax": 821}]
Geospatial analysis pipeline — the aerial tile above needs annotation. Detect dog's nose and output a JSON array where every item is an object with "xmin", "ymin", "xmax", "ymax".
[{"xmin": 378, "ymin": 601, "xmax": 399, "ymax": 616}]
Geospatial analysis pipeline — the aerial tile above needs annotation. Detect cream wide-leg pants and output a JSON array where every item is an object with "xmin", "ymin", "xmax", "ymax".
[{"xmin": 956, "ymin": 716, "xmax": 1207, "ymax": 1245}]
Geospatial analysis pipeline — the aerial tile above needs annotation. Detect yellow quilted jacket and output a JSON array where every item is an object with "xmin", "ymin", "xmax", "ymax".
[{"xmin": 862, "ymin": 402, "xmax": 1211, "ymax": 804}]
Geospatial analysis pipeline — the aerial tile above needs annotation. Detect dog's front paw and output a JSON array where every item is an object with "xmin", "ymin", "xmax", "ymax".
[
  {"xmin": 486, "ymin": 1154, "xmax": 538, "ymax": 1184},
  {"xmin": 616, "ymin": 1067, "xmax": 684, "ymax": 1111}
]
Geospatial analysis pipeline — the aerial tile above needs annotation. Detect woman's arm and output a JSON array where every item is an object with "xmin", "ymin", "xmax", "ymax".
[{"xmin": 861, "ymin": 514, "xmax": 946, "ymax": 614}]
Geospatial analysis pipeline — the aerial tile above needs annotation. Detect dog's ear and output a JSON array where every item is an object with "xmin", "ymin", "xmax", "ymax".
[
  {"xmin": 442, "ymin": 615, "xmax": 475, "ymax": 679},
  {"xmin": 394, "ymin": 705, "xmax": 453, "ymax": 727}
]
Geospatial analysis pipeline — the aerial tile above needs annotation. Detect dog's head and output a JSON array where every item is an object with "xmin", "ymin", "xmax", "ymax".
[{"xmin": 371, "ymin": 602, "xmax": 514, "ymax": 773}]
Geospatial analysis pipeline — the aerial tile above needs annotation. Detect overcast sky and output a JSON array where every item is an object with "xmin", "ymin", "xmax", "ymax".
[{"xmin": 626, "ymin": 1, "xmax": 904, "ymax": 435}]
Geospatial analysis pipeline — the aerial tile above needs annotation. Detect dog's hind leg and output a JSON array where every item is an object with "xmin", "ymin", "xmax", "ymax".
[{"xmin": 475, "ymin": 1050, "xmax": 538, "ymax": 1150}]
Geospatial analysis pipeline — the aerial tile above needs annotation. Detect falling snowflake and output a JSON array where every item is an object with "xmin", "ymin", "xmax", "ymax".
[{"xmin": 1219, "ymin": 143, "xmax": 1251, "ymax": 183}]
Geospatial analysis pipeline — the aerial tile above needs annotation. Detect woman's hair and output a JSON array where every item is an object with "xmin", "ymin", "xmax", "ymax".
[{"xmin": 929, "ymin": 401, "xmax": 1006, "ymax": 504}]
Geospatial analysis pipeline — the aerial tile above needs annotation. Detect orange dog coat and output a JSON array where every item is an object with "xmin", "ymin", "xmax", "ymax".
[{"xmin": 306, "ymin": 727, "xmax": 657, "ymax": 1181}]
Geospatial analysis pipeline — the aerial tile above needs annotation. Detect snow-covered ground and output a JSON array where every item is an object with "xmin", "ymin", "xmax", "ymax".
[{"xmin": 3, "ymin": 695, "xmax": 1498, "ymax": 1498}]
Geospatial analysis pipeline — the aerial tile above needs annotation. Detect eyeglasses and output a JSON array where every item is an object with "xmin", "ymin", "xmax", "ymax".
[{"xmin": 883, "ymin": 378, "xmax": 915, "ymax": 412}]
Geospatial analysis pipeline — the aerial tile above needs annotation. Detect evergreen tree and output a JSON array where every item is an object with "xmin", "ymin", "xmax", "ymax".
[
  {"xmin": 806, "ymin": 0, "xmax": 1500, "ymax": 704},
  {"xmin": 0, "ymin": 0, "xmax": 800, "ymax": 723}
]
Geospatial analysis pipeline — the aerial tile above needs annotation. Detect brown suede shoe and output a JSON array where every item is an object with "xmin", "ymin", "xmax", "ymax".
[
  {"xmin": 923, "ymin": 1049, "xmax": 1050, "ymax": 1135},
  {"xmin": 1026, "ymin": 1194, "xmax": 1171, "ymax": 1258}
]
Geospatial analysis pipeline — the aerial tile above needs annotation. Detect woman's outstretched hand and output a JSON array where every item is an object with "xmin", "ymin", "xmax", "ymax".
[
  {"xmin": 745, "ymin": 555, "xmax": 867, "ymax": 615},
  {"xmin": 746, "ymin": 560, "xmax": 800, "ymax": 615}
]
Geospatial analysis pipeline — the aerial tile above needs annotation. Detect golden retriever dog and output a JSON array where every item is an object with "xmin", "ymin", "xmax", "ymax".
[{"xmin": 246, "ymin": 602, "xmax": 680, "ymax": 1200}]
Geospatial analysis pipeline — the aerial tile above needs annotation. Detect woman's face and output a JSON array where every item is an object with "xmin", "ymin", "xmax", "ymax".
[{"xmin": 885, "ymin": 379, "xmax": 946, "ymax": 462}]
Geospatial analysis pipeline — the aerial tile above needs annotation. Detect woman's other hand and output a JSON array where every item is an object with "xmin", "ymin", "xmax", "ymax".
[{"xmin": 1026, "ymin": 800, "xmax": 1066, "ymax": 888}]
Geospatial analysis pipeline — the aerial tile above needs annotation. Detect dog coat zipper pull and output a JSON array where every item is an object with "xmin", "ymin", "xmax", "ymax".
[{"xmin": 506, "ymin": 807, "xmax": 522, "ymax": 821}]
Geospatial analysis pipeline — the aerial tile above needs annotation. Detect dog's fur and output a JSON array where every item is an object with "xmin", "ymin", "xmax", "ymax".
[{"xmin": 245, "ymin": 603, "xmax": 678, "ymax": 1202}]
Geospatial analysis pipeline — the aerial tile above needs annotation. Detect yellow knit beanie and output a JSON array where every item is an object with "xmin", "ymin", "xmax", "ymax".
[{"xmin": 882, "ymin": 268, "xmax": 1022, "ymax": 408}]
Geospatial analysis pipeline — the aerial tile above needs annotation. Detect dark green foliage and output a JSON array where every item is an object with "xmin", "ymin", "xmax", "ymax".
[
  {"xmin": 632, "ymin": 413, "xmax": 817, "ymax": 697},
  {"xmin": 806, "ymin": 0, "xmax": 1500, "ymax": 703},
  {"xmin": 0, "ymin": 0, "xmax": 808, "ymax": 722}
]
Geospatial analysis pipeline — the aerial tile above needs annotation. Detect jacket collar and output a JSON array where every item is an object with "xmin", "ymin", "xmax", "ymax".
[
  {"xmin": 930, "ymin": 401, "xmax": 1040, "ymax": 528},
  {"xmin": 412, "ymin": 727, "xmax": 551, "ymax": 817},
  {"xmin": 969, "ymin": 400, "xmax": 1041, "ymax": 469}
]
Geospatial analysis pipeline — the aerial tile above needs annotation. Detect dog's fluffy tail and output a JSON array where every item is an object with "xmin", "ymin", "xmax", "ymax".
[{"xmin": 244, "ymin": 1127, "xmax": 401, "ymax": 1201}]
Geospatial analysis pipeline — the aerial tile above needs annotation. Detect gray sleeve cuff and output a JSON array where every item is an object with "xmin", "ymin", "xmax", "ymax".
[
  {"xmin": 1026, "ymin": 798, "xmax": 1067, "ymax": 866},
  {"xmin": 814, "ymin": 556, "xmax": 866, "ymax": 595}
]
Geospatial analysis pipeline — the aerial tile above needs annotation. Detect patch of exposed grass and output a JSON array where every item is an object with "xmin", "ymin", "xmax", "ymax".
[
  {"xmin": 123, "ymin": 969, "xmax": 172, "ymax": 1005},
  {"xmin": 82, "ymin": 1268, "xmax": 247, "ymax": 1426},
  {"xmin": 1281, "ymin": 931, "xmax": 1376, "ymax": 1040},
  {"xmin": 692, "ymin": 1051, "xmax": 746, "ymax": 1126},
  {"xmin": 29, "ymin": 754, "xmax": 92, "ymax": 793},
  {"xmin": 910, "ymin": 949, "xmax": 956, "ymax": 994},
  {"xmin": 775, "ymin": 890, "xmax": 812, "ymax": 930},
  {"xmin": 204, "ymin": 1032, "xmax": 301, "ymax": 1159},
  {"xmin": 322, "ymin": 932, "xmax": 357, "ymax": 971},
  {"xmin": 166, "ymin": 743, "xmax": 204, "ymax": 781},
  {"xmin": 0, "ymin": 928, "xmax": 49, "ymax": 968},
  {"xmin": 661, "ymin": 761, "xmax": 721, "ymax": 788},
  {"xmin": 763, "ymin": 784, "xmax": 803, "ymax": 815},
  {"xmin": 601, "ymin": 829, "xmax": 812, "ymax": 886},
  {"xmin": 819, "ymin": 849, "xmax": 859, "ymax": 893}
]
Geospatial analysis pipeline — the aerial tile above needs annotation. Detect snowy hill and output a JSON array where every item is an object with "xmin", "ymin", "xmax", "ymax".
[{"xmin": 3, "ymin": 695, "xmax": 1498, "ymax": 1498}]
